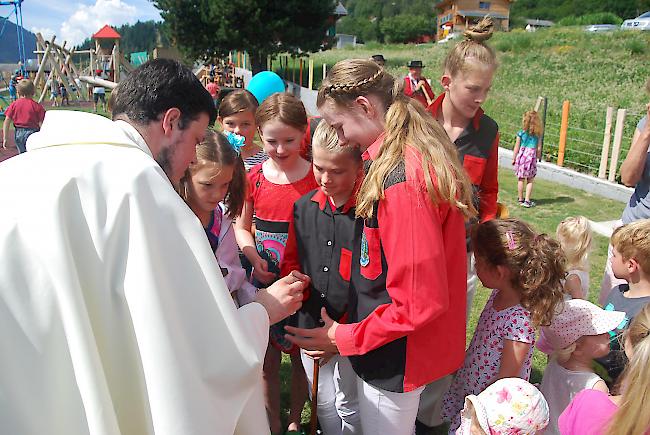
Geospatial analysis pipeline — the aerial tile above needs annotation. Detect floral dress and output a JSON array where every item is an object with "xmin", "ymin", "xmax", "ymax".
[{"xmin": 442, "ymin": 289, "xmax": 536, "ymax": 432}]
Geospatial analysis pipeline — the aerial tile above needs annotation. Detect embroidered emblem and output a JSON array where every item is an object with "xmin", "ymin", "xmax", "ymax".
[{"xmin": 360, "ymin": 231, "xmax": 369, "ymax": 267}]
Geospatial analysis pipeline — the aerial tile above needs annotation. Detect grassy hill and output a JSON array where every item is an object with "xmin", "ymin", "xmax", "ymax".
[{"xmin": 280, "ymin": 26, "xmax": 649, "ymax": 178}]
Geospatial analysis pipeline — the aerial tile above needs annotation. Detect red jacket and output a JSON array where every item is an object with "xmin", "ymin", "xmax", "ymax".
[
  {"xmin": 427, "ymin": 93, "xmax": 499, "ymax": 222},
  {"xmin": 403, "ymin": 75, "xmax": 435, "ymax": 107},
  {"xmin": 334, "ymin": 134, "xmax": 468, "ymax": 393}
]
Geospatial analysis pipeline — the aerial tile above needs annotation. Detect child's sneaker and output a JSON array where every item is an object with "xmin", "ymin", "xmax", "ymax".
[
  {"xmin": 521, "ymin": 200, "xmax": 536, "ymax": 208},
  {"xmin": 518, "ymin": 198, "xmax": 525, "ymax": 205}
]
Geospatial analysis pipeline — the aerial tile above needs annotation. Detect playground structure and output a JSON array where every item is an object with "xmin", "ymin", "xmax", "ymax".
[{"xmin": 29, "ymin": 25, "xmax": 131, "ymax": 104}]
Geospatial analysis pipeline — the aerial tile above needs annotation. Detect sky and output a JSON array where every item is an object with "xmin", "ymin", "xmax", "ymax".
[{"xmin": 8, "ymin": 0, "xmax": 162, "ymax": 46}]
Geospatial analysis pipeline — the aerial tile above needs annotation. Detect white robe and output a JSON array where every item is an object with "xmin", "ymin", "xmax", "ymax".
[{"xmin": 0, "ymin": 111, "xmax": 271, "ymax": 435}]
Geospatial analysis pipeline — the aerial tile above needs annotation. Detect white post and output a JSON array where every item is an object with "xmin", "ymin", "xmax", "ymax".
[
  {"xmin": 598, "ymin": 107, "xmax": 614, "ymax": 179},
  {"xmin": 608, "ymin": 109, "xmax": 627, "ymax": 182}
]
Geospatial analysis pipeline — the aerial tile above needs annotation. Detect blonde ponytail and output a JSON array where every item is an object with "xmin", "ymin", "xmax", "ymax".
[{"xmin": 318, "ymin": 59, "xmax": 476, "ymax": 220}]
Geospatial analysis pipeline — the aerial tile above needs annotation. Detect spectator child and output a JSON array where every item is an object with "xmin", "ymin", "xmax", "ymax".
[
  {"xmin": 1, "ymin": 79, "xmax": 45, "ymax": 153},
  {"xmin": 596, "ymin": 219, "xmax": 650, "ymax": 384},
  {"xmin": 456, "ymin": 377, "xmax": 549, "ymax": 435},
  {"xmin": 556, "ymin": 216, "xmax": 593, "ymax": 299},
  {"xmin": 559, "ymin": 303, "xmax": 650, "ymax": 435},
  {"xmin": 217, "ymin": 89, "xmax": 267, "ymax": 170},
  {"xmin": 512, "ymin": 110, "xmax": 543, "ymax": 208},
  {"xmin": 50, "ymin": 76, "xmax": 59, "ymax": 107},
  {"xmin": 441, "ymin": 218, "xmax": 566, "ymax": 432},
  {"xmin": 537, "ymin": 299, "xmax": 625, "ymax": 434},
  {"xmin": 178, "ymin": 129, "xmax": 256, "ymax": 307},
  {"xmin": 281, "ymin": 122, "xmax": 362, "ymax": 434},
  {"xmin": 93, "ymin": 70, "xmax": 106, "ymax": 113},
  {"xmin": 59, "ymin": 82, "xmax": 69, "ymax": 106},
  {"xmin": 234, "ymin": 92, "xmax": 317, "ymax": 435},
  {"xmin": 205, "ymin": 76, "xmax": 219, "ymax": 105}
]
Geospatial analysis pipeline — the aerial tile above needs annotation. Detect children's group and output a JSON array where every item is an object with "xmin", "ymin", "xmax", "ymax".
[{"xmin": 4, "ymin": 16, "xmax": 650, "ymax": 435}]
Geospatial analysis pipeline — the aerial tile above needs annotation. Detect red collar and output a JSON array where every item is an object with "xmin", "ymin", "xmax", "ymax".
[
  {"xmin": 427, "ymin": 93, "xmax": 483, "ymax": 131},
  {"xmin": 310, "ymin": 178, "xmax": 360, "ymax": 214},
  {"xmin": 362, "ymin": 132, "xmax": 385, "ymax": 162}
]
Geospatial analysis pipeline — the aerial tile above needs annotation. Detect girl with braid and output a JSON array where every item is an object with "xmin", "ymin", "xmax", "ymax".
[{"xmin": 285, "ymin": 59, "xmax": 475, "ymax": 434}]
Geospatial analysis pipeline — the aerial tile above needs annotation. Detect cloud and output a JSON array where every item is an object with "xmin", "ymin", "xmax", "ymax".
[
  {"xmin": 59, "ymin": 0, "xmax": 139, "ymax": 46},
  {"xmin": 30, "ymin": 27, "xmax": 56, "ymax": 41}
]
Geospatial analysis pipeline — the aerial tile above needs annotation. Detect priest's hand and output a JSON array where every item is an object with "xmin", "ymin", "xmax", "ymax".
[
  {"xmin": 256, "ymin": 271, "xmax": 309, "ymax": 325},
  {"xmin": 284, "ymin": 308, "xmax": 339, "ymax": 354}
]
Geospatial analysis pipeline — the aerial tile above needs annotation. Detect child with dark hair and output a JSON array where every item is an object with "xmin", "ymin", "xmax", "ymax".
[
  {"xmin": 1, "ymin": 79, "xmax": 45, "ymax": 153},
  {"xmin": 441, "ymin": 218, "xmax": 566, "ymax": 432},
  {"xmin": 178, "ymin": 129, "xmax": 255, "ymax": 307}
]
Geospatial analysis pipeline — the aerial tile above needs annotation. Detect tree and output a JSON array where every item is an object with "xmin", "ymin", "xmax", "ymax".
[
  {"xmin": 380, "ymin": 14, "xmax": 433, "ymax": 43},
  {"xmin": 152, "ymin": 0, "xmax": 335, "ymax": 73}
]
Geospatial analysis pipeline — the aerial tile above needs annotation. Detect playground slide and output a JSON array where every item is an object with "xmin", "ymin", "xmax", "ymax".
[{"xmin": 78, "ymin": 76, "xmax": 118, "ymax": 89}]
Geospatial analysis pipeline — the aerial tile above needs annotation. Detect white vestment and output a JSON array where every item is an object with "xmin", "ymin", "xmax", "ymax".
[{"xmin": 0, "ymin": 111, "xmax": 270, "ymax": 434}]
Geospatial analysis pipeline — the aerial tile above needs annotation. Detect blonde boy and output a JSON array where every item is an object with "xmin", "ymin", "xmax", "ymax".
[{"xmin": 1, "ymin": 79, "xmax": 45, "ymax": 153}]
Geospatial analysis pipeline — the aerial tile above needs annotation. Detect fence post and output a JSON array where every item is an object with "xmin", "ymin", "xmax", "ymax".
[
  {"xmin": 598, "ymin": 107, "xmax": 614, "ymax": 179},
  {"xmin": 242, "ymin": 52, "xmax": 246, "ymax": 70},
  {"xmin": 308, "ymin": 59, "xmax": 314, "ymax": 90},
  {"xmin": 323, "ymin": 63, "xmax": 327, "ymax": 81},
  {"xmin": 557, "ymin": 100, "xmax": 570, "ymax": 167},
  {"xmin": 299, "ymin": 58, "xmax": 303, "ymax": 87},
  {"xmin": 608, "ymin": 109, "xmax": 627, "ymax": 182},
  {"xmin": 292, "ymin": 56, "xmax": 296, "ymax": 83},
  {"xmin": 539, "ymin": 96, "xmax": 548, "ymax": 161}
]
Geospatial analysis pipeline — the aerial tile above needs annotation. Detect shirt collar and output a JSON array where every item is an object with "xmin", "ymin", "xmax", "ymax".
[
  {"xmin": 310, "ymin": 178, "xmax": 360, "ymax": 214},
  {"xmin": 114, "ymin": 120, "xmax": 153, "ymax": 158},
  {"xmin": 428, "ymin": 93, "xmax": 483, "ymax": 131}
]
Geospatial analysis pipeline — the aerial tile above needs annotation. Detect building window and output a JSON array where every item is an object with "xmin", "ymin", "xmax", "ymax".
[{"xmin": 479, "ymin": 1, "xmax": 490, "ymax": 9}]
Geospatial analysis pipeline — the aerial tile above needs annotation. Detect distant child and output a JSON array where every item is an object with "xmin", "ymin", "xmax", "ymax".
[
  {"xmin": 559, "ymin": 303, "xmax": 650, "ymax": 435},
  {"xmin": 178, "ymin": 129, "xmax": 256, "ymax": 307},
  {"xmin": 512, "ymin": 110, "xmax": 543, "ymax": 208},
  {"xmin": 9, "ymin": 73, "xmax": 18, "ymax": 101},
  {"xmin": 442, "ymin": 218, "xmax": 566, "ymax": 432},
  {"xmin": 93, "ymin": 70, "xmax": 106, "ymax": 113},
  {"xmin": 281, "ymin": 122, "xmax": 362, "ymax": 434},
  {"xmin": 596, "ymin": 219, "xmax": 650, "ymax": 385},
  {"xmin": 537, "ymin": 299, "xmax": 625, "ymax": 434},
  {"xmin": 234, "ymin": 92, "xmax": 317, "ymax": 435},
  {"xmin": 50, "ymin": 76, "xmax": 59, "ymax": 107},
  {"xmin": 456, "ymin": 377, "xmax": 549, "ymax": 435},
  {"xmin": 556, "ymin": 216, "xmax": 593, "ymax": 299},
  {"xmin": 59, "ymin": 82, "xmax": 69, "ymax": 106},
  {"xmin": 205, "ymin": 76, "xmax": 219, "ymax": 105},
  {"xmin": 217, "ymin": 89, "xmax": 267, "ymax": 170},
  {"xmin": 1, "ymin": 79, "xmax": 45, "ymax": 153},
  {"xmin": 421, "ymin": 18, "xmax": 501, "ymax": 430}
]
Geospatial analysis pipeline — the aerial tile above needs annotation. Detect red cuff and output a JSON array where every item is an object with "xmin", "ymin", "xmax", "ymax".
[{"xmin": 334, "ymin": 323, "xmax": 357, "ymax": 356}]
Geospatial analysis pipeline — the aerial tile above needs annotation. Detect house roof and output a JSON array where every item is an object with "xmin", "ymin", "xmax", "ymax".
[
  {"xmin": 436, "ymin": 0, "xmax": 514, "ymax": 9},
  {"xmin": 334, "ymin": 2, "xmax": 348, "ymax": 16},
  {"xmin": 458, "ymin": 10, "xmax": 509, "ymax": 19},
  {"xmin": 92, "ymin": 25, "xmax": 121, "ymax": 39}
]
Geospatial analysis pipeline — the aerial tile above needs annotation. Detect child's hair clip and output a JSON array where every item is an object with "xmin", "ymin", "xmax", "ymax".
[
  {"xmin": 506, "ymin": 230, "xmax": 516, "ymax": 250},
  {"xmin": 224, "ymin": 131, "xmax": 245, "ymax": 155}
]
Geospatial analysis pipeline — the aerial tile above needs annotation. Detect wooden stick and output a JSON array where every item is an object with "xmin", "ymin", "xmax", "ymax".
[
  {"xmin": 598, "ymin": 107, "xmax": 614, "ymax": 179},
  {"xmin": 310, "ymin": 359, "xmax": 320, "ymax": 435},
  {"xmin": 608, "ymin": 109, "xmax": 627, "ymax": 182},
  {"xmin": 308, "ymin": 59, "xmax": 314, "ymax": 90},
  {"xmin": 557, "ymin": 100, "xmax": 570, "ymax": 167}
]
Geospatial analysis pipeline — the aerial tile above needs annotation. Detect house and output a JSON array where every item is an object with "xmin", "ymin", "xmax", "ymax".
[{"xmin": 435, "ymin": 0, "xmax": 514, "ymax": 40}]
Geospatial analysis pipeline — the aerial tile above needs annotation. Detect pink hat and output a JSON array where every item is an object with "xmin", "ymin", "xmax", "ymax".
[
  {"xmin": 456, "ymin": 378, "xmax": 549, "ymax": 435},
  {"xmin": 537, "ymin": 299, "xmax": 625, "ymax": 353}
]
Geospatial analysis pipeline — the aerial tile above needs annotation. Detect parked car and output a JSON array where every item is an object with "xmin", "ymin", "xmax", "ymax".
[
  {"xmin": 437, "ymin": 32, "xmax": 460, "ymax": 44},
  {"xmin": 584, "ymin": 24, "xmax": 617, "ymax": 32},
  {"xmin": 621, "ymin": 11, "xmax": 650, "ymax": 30}
]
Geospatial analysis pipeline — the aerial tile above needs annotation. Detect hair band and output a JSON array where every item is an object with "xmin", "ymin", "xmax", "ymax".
[
  {"xmin": 224, "ymin": 131, "xmax": 245, "ymax": 155},
  {"xmin": 506, "ymin": 231, "xmax": 516, "ymax": 250}
]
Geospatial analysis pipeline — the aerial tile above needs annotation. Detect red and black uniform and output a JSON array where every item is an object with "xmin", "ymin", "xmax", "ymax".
[
  {"xmin": 403, "ymin": 75, "xmax": 435, "ymax": 107},
  {"xmin": 427, "ymin": 93, "xmax": 499, "ymax": 223},
  {"xmin": 281, "ymin": 188, "xmax": 356, "ymax": 329},
  {"xmin": 334, "ymin": 134, "xmax": 468, "ymax": 393}
]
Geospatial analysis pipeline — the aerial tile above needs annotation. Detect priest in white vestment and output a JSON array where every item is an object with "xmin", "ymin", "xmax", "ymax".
[{"xmin": 0, "ymin": 59, "xmax": 306, "ymax": 435}]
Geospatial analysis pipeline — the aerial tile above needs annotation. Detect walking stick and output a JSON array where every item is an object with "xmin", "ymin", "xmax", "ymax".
[{"xmin": 309, "ymin": 359, "xmax": 320, "ymax": 435}]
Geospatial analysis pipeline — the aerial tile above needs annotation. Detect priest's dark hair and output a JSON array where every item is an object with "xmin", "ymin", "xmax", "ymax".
[{"xmin": 111, "ymin": 58, "xmax": 217, "ymax": 128}]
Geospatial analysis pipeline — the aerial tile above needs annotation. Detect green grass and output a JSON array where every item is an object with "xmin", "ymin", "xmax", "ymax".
[
  {"xmin": 272, "ymin": 26, "xmax": 650, "ymax": 179},
  {"xmin": 281, "ymin": 167, "xmax": 625, "ymax": 430}
]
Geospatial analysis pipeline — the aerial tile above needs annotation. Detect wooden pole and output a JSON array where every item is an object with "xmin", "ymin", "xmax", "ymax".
[
  {"xmin": 556, "ymin": 100, "xmax": 570, "ymax": 167},
  {"xmin": 50, "ymin": 46, "xmax": 76, "ymax": 102},
  {"xmin": 309, "ymin": 360, "xmax": 320, "ymax": 435},
  {"xmin": 308, "ymin": 59, "xmax": 314, "ymax": 90},
  {"xmin": 598, "ymin": 107, "xmax": 614, "ymax": 179},
  {"xmin": 534, "ymin": 96, "xmax": 543, "ymax": 112},
  {"xmin": 292, "ymin": 56, "xmax": 296, "ymax": 83},
  {"xmin": 299, "ymin": 59, "xmax": 303, "ymax": 87},
  {"xmin": 33, "ymin": 34, "xmax": 54, "ymax": 93},
  {"xmin": 267, "ymin": 55, "xmax": 271, "ymax": 71},
  {"xmin": 608, "ymin": 109, "xmax": 627, "ymax": 182},
  {"xmin": 322, "ymin": 63, "xmax": 327, "ymax": 81}
]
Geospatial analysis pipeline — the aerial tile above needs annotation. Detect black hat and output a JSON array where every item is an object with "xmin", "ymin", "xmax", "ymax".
[
  {"xmin": 371, "ymin": 54, "xmax": 386, "ymax": 63},
  {"xmin": 407, "ymin": 60, "xmax": 424, "ymax": 68}
]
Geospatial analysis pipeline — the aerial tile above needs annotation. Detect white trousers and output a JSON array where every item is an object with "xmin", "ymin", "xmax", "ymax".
[
  {"xmin": 301, "ymin": 351, "xmax": 361, "ymax": 435},
  {"xmin": 416, "ymin": 254, "xmax": 475, "ymax": 427},
  {"xmin": 357, "ymin": 375, "xmax": 424, "ymax": 435}
]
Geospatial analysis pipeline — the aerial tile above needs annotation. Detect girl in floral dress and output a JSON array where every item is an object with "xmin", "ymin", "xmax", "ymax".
[
  {"xmin": 512, "ymin": 110, "xmax": 543, "ymax": 208},
  {"xmin": 442, "ymin": 219, "xmax": 566, "ymax": 433}
]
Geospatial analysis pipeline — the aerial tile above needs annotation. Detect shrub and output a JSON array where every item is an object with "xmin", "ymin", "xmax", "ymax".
[
  {"xmin": 380, "ymin": 14, "xmax": 433, "ymax": 43},
  {"xmin": 626, "ymin": 39, "xmax": 646, "ymax": 55},
  {"xmin": 559, "ymin": 12, "xmax": 623, "ymax": 26}
]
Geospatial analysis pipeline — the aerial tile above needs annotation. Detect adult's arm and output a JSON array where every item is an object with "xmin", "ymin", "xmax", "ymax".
[
  {"xmin": 620, "ymin": 111, "xmax": 650, "ymax": 187},
  {"xmin": 512, "ymin": 135, "xmax": 521, "ymax": 165},
  {"xmin": 335, "ymin": 178, "xmax": 450, "ymax": 356}
]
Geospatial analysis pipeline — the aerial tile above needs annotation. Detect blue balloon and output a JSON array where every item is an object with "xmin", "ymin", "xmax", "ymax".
[{"xmin": 247, "ymin": 71, "xmax": 286, "ymax": 104}]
